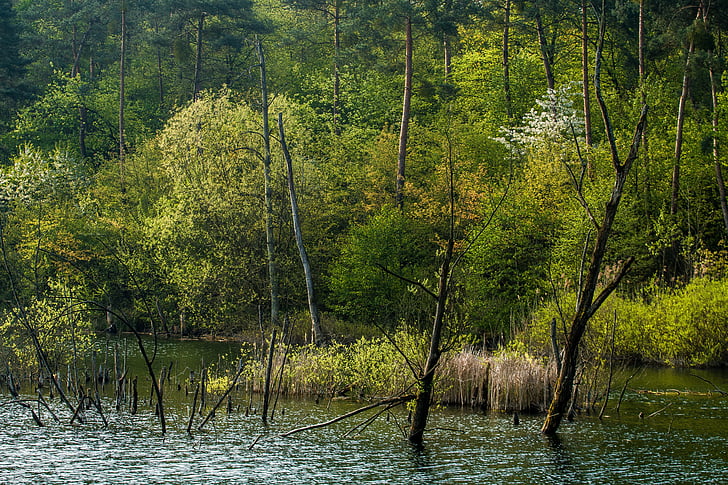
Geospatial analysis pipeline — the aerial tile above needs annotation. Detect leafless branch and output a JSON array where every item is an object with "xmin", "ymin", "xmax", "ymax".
[{"xmin": 280, "ymin": 394, "xmax": 416, "ymax": 437}]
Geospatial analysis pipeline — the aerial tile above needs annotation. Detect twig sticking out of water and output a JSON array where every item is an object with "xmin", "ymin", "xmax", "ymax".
[
  {"xmin": 198, "ymin": 363, "xmax": 247, "ymax": 431},
  {"xmin": 688, "ymin": 372, "xmax": 727, "ymax": 396},
  {"xmin": 187, "ymin": 383, "xmax": 199, "ymax": 435},
  {"xmin": 647, "ymin": 402, "xmax": 672, "ymax": 418},
  {"xmin": 615, "ymin": 369, "xmax": 640, "ymax": 413},
  {"xmin": 248, "ymin": 434, "xmax": 264, "ymax": 450}
]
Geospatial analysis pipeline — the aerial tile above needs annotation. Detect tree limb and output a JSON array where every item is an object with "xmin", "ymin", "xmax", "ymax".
[
  {"xmin": 587, "ymin": 256, "xmax": 634, "ymax": 320},
  {"xmin": 375, "ymin": 264, "xmax": 437, "ymax": 300},
  {"xmin": 280, "ymin": 394, "xmax": 415, "ymax": 437}
]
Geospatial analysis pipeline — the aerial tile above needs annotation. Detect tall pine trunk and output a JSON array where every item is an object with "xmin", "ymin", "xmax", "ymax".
[
  {"xmin": 395, "ymin": 16, "xmax": 412, "ymax": 210},
  {"xmin": 119, "ymin": 3, "xmax": 127, "ymax": 190},
  {"xmin": 193, "ymin": 14, "xmax": 205, "ymax": 101},
  {"xmin": 503, "ymin": 0, "xmax": 512, "ymax": 120}
]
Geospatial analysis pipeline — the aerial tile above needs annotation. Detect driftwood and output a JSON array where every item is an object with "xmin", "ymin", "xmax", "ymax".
[
  {"xmin": 280, "ymin": 395, "xmax": 415, "ymax": 437},
  {"xmin": 635, "ymin": 389, "xmax": 717, "ymax": 396}
]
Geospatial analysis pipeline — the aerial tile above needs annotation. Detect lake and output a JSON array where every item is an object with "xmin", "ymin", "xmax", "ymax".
[{"xmin": 1, "ymin": 335, "xmax": 726, "ymax": 483}]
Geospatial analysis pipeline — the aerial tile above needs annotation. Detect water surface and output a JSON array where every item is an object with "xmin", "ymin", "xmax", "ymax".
[{"xmin": 1, "ymin": 338, "xmax": 726, "ymax": 484}]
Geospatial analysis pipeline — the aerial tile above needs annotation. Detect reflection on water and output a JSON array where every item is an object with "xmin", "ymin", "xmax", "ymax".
[{"xmin": 1, "ymin": 337, "xmax": 727, "ymax": 484}]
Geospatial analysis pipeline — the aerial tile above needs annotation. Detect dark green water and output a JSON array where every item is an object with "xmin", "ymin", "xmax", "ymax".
[{"xmin": 1, "ymin": 336, "xmax": 726, "ymax": 484}]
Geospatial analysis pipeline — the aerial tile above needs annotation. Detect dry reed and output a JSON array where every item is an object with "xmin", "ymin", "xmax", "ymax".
[{"xmin": 437, "ymin": 350, "xmax": 556, "ymax": 412}]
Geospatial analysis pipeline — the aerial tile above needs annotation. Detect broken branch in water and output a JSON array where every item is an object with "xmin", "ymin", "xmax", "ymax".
[
  {"xmin": 280, "ymin": 394, "xmax": 415, "ymax": 437},
  {"xmin": 647, "ymin": 402, "xmax": 673, "ymax": 418},
  {"xmin": 688, "ymin": 372, "xmax": 727, "ymax": 396}
]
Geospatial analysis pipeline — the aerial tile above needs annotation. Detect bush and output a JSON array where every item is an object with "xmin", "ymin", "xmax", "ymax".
[{"xmin": 519, "ymin": 277, "xmax": 728, "ymax": 366}]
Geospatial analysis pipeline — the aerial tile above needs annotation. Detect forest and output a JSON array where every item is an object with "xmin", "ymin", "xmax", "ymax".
[{"xmin": 2, "ymin": 0, "xmax": 728, "ymax": 428}]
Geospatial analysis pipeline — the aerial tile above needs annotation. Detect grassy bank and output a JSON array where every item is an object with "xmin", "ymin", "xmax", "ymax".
[
  {"xmin": 519, "ymin": 277, "xmax": 728, "ymax": 367},
  {"xmin": 239, "ymin": 333, "xmax": 556, "ymax": 414}
]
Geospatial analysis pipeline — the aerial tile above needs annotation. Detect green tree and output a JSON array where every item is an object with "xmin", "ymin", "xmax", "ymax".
[{"xmin": 328, "ymin": 206, "xmax": 436, "ymax": 328}]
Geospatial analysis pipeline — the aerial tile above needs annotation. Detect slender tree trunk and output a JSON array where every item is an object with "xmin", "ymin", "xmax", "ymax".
[
  {"xmin": 262, "ymin": 328, "xmax": 276, "ymax": 424},
  {"xmin": 278, "ymin": 113, "xmax": 324, "ymax": 345},
  {"xmin": 333, "ymin": 0, "xmax": 341, "ymax": 135},
  {"xmin": 119, "ymin": 3, "xmax": 127, "ymax": 190},
  {"xmin": 671, "ymin": 36, "xmax": 695, "ymax": 216},
  {"xmin": 443, "ymin": 34, "xmax": 451, "ymax": 77},
  {"xmin": 503, "ymin": 0, "xmax": 512, "ymax": 120},
  {"xmin": 581, "ymin": 0, "xmax": 593, "ymax": 151},
  {"xmin": 535, "ymin": 10, "xmax": 555, "ymax": 91},
  {"xmin": 78, "ymin": 108, "xmax": 88, "ymax": 158},
  {"xmin": 193, "ymin": 14, "xmax": 205, "ymax": 101},
  {"xmin": 542, "ymin": 9, "xmax": 648, "ymax": 434},
  {"xmin": 409, "ymin": 236, "xmax": 454, "ymax": 444},
  {"xmin": 71, "ymin": 25, "xmax": 88, "ymax": 158},
  {"xmin": 638, "ymin": 0, "xmax": 650, "ymax": 212},
  {"xmin": 257, "ymin": 39, "xmax": 280, "ymax": 328},
  {"xmin": 408, "ymin": 137, "xmax": 457, "ymax": 444},
  {"xmin": 156, "ymin": 21, "xmax": 165, "ymax": 105},
  {"xmin": 708, "ymin": 39, "xmax": 728, "ymax": 235},
  {"xmin": 395, "ymin": 16, "xmax": 413, "ymax": 210}
]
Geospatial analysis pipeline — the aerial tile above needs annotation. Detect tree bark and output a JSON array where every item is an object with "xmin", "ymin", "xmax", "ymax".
[
  {"xmin": 257, "ymin": 39, "xmax": 280, "ymax": 328},
  {"xmin": 535, "ymin": 10, "xmax": 555, "ymax": 91},
  {"xmin": 119, "ymin": 3, "xmax": 127, "ymax": 190},
  {"xmin": 581, "ymin": 0, "xmax": 592, "ymax": 152},
  {"xmin": 670, "ymin": 37, "xmax": 694, "ymax": 217},
  {"xmin": 395, "ymin": 16, "xmax": 413, "ymax": 210},
  {"xmin": 503, "ymin": 0, "xmax": 512, "ymax": 120},
  {"xmin": 278, "ymin": 113, "xmax": 324, "ymax": 345}
]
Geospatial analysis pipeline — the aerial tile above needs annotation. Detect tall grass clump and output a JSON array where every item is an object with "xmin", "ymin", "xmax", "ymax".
[{"xmin": 438, "ymin": 347, "xmax": 555, "ymax": 412}]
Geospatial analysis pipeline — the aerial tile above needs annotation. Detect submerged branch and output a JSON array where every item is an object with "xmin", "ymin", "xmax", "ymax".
[
  {"xmin": 688, "ymin": 373, "xmax": 727, "ymax": 396},
  {"xmin": 280, "ymin": 395, "xmax": 415, "ymax": 437}
]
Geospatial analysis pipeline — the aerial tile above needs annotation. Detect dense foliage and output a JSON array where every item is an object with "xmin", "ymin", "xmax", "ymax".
[{"xmin": 2, "ymin": 0, "xmax": 728, "ymax": 365}]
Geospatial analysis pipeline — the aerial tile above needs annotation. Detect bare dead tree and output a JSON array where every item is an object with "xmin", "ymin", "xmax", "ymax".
[
  {"xmin": 278, "ymin": 113, "xmax": 324, "ymax": 345},
  {"xmin": 541, "ymin": 1, "xmax": 648, "ymax": 435}
]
